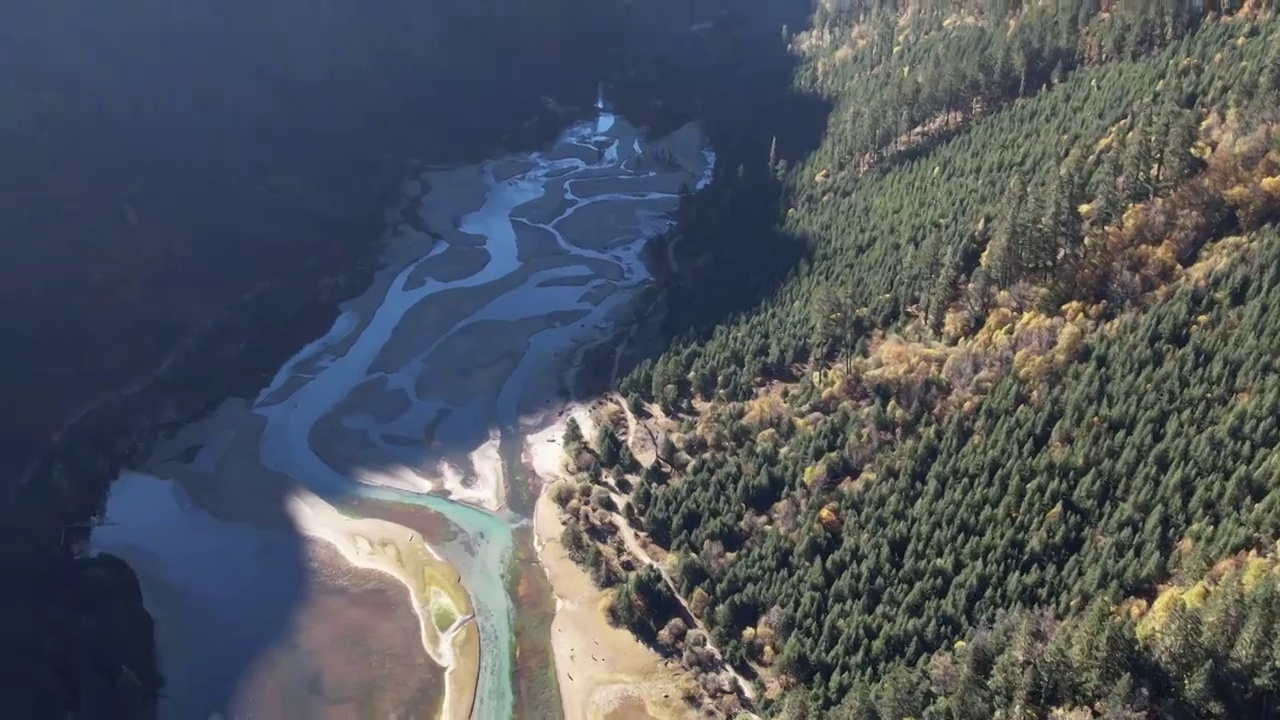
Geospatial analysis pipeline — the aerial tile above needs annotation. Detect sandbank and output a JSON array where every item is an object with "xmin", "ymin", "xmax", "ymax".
[
  {"xmin": 287, "ymin": 491, "xmax": 480, "ymax": 720},
  {"xmin": 513, "ymin": 221, "xmax": 569, "ymax": 262},
  {"xmin": 528, "ymin": 408, "xmax": 692, "ymax": 720},
  {"xmin": 647, "ymin": 122, "xmax": 709, "ymax": 178},
  {"xmin": 138, "ymin": 395, "xmax": 481, "ymax": 719},
  {"xmin": 545, "ymin": 144, "xmax": 600, "ymax": 164},
  {"xmin": 234, "ymin": 538, "xmax": 449, "ymax": 719},
  {"xmin": 93, "ymin": 468, "xmax": 470, "ymax": 720},
  {"xmin": 513, "ymin": 180, "xmax": 574, "ymax": 225},
  {"xmin": 101, "ymin": 104, "xmax": 717, "ymax": 720},
  {"xmin": 555, "ymin": 199, "xmax": 683, "ymax": 252},
  {"xmin": 407, "ymin": 244, "xmax": 492, "ymax": 287},
  {"xmin": 494, "ymin": 158, "xmax": 537, "ymax": 182},
  {"xmin": 416, "ymin": 164, "xmax": 492, "ymax": 245},
  {"xmin": 570, "ymin": 173, "xmax": 691, "ymax": 198}
]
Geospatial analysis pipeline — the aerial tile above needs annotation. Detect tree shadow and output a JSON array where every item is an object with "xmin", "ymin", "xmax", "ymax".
[{"xmin": 577, "ymin": 11, "xmax": 833, "ymax": 381}]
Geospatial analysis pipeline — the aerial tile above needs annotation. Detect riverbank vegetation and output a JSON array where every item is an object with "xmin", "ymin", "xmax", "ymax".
[{"xmin": 556, "ymin": 2, "xmax": 1280, "ymax": 717}]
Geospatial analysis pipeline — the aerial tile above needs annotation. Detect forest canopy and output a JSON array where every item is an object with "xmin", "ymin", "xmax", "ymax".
[{"xmin": 553, "ymin": 2, "xmax": 1280, "ymax": 718}]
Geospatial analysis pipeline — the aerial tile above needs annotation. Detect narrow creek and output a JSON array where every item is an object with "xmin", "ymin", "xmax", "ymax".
[{"xmin": 92, "ymin": 98, "xmax": 714, "ymax": 718}]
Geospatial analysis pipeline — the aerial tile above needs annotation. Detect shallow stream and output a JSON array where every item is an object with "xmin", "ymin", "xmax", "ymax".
[{"xmin": 92, "ymin": 102, "xmax": 713, "ymax": 718}]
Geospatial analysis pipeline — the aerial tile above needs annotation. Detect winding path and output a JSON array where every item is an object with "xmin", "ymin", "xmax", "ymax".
[{"xmin": 604, "ymin": 488, "xmax": 758, "ymax": 705}]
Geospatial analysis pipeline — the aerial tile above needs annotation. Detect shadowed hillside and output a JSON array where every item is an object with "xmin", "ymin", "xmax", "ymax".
[{"xmin": 0, "ymin": 0, "xmax": 760, "ymax": 714}]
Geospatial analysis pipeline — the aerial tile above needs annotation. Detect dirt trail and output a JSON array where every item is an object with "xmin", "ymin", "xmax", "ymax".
[
  {"xmin": 533, "ymin": 489, "xmax": 688, "ymax": 720},
  {"xmin": 603, "ymin": 487, "xmax": 757, "ymax": 705},
  {"xmin": 599, "ymin": 393, "xmax": 760, "ymax": 708}
]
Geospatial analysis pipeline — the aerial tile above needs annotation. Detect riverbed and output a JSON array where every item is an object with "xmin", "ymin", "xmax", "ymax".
[{"xmin": 91, "ymin": 104, "xmax": 713, "ymax": 719}]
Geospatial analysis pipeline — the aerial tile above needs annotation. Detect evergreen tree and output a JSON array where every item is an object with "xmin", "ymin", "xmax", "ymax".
[
  {"xmin": 1033, "ymin": 164, "xmax": 1085, "ymax": 281},
  {"xmin": 987, "ymin": 176, "xmax": 1030, "ymax": 287}
]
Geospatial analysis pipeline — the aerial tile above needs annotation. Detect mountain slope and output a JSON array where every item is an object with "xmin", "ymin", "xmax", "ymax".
[{"xmin": 554, "ymin": 4, "xmax": 1280, "ymax": 717}]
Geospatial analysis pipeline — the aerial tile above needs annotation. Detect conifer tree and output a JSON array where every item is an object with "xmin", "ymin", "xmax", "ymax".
[
  {"xmin": 986, "ymin": 177, "xmax": 1029, "ymax": 287},
  {"xmin": 1037, "ymin": 158, "xmax": 1086, "ymax": 280}
]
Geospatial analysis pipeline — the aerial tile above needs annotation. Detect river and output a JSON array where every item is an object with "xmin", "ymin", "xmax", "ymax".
[{"xmin": 91, "ymin": 99, "xmax": 714, "ymax": 718}]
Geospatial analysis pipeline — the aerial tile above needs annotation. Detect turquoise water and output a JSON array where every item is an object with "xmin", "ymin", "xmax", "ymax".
[{"xmin": 94, "ymin": 103, "xmax": 713, "ymax": 719}]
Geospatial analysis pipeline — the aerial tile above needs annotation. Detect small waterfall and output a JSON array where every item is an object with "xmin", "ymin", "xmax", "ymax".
[{"xmin": 595, "ymin": 82, "xmax": 614, "ymax": 134}]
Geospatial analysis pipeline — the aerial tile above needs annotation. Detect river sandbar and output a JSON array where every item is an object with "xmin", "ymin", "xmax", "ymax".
[
  {"xmin": 95, "ymin": 106, "xmax": 715, "ymax": 720},
  {"xmin": 234, "ymin": 538, "xmax": 448, "ymax": 719},
  {"xmin": 570, "ymin": 173, "xmax": 691, "ymax": 198},
  {"xmin": 91, "ymin": 469, "xmax": 467, "ymax": 720},
  {"xmin": 545, "ymin": 144, "xmax": 599, "ymax": 164},
  {"xmin": 555, "ymin": 199, "xmax": 682, "ymax": 252},
  {"xmin": 407, "ymin": 244, "xmax": 492, "ymax": 287},
  {"xmin": 287, "ymin": 491, "xmax": 479, "ymax": 720},
  {"xmin": 528, "ymin": 409, "xmax": 692, "ymax": 720},
  {"xmin": 494, "ymin": 159, "xmax": 537, "ymax": 182},
  {"xmin": 115, "ymin": 393, "xmax": 480, "ymax": 719},
  {"xmin": 416, "ymin": 165, "xmax": 491, "ymax": 245},
  {"xmin": 513, "ymin": 178, "xmax": 573, "ymax": 225},
  {"xmin": 514, "ymin": 221, "xmax": 568, "ymax": 262}
]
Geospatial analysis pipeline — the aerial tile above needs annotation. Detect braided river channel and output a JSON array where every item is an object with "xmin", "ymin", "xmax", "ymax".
[{"xmin": 91, "ymin": 99, "xmax": 713, "ymax": 719}]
